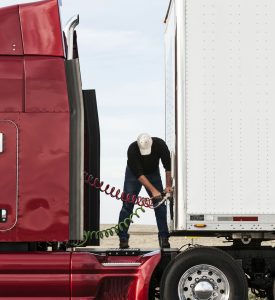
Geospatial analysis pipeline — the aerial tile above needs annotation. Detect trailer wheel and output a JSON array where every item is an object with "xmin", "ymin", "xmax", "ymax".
[{"xmin": 160, "ymin": 247, "xmax": 247, "ymax": 300}]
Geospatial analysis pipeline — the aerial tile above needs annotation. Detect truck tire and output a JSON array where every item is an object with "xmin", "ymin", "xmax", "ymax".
[{"xmin": 160, "ymin": 246, "xmax": 247, "ymax": 300}]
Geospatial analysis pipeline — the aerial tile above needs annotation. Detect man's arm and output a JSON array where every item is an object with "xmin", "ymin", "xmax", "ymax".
[
  {"xmin": 138, "ymin": 175, "xmax": 161, "ymax": 198},
  {"xmin": 158, "ymin": 139, "xmax": 172, "ymax": 193},
  {"xmin": 165, "ymin": 171, "xmax": 173, "ymax": 193}
]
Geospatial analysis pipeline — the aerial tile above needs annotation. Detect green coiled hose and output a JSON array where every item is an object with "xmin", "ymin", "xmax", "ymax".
[{"xmin": 74, "ymin": 206, "xmax": 146, "ymax": 246}]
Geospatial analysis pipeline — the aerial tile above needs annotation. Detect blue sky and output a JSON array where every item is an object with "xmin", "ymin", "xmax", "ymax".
[{"xmin": 2, "ymin": 0, "xmax": 169, "ymax": 225}]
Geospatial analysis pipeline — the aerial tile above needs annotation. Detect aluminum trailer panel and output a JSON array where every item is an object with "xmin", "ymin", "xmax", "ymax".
[{"xmin": 165, "ymin": 0, "xmax": 275, "ymax": 232}]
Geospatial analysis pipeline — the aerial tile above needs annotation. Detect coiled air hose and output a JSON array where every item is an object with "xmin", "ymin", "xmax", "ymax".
[
  {"xmin": 74, "ymin": 207, "xmax": 145, "ymax": 246},
  {"xmin": 76, "ymin": 172, "xmax": 171, "ymax": 245}
]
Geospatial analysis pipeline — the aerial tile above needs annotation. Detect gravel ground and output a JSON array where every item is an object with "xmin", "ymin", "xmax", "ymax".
[
  {"xmin": 90, "ymin": 224, "xmax": 272, "ymax": 299},
  {"xmin": 94, "ymin": 224, "xmax": 227, "ymax": 248}
]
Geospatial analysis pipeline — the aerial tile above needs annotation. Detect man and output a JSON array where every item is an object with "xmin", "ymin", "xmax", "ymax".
[{"xmin": 118, "ymin": 133, "xmax": 172, "ymax": 249}]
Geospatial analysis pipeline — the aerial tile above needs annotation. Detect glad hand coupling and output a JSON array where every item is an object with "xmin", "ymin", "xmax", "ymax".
[{"xmin": 151, "ymin": 189, "xmax": 174, "ymax": 209}]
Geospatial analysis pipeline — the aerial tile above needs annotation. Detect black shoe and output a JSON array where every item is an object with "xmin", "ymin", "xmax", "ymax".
[
  {"xmin": 159, "ymin": 237, "xmax": 170, "ymax": 249},
  {"xmin": 119, "ymin": 239, "xmax": 129, "ymax": 249}
]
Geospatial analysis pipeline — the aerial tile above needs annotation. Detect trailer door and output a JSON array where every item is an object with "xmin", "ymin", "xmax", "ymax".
[{"xmin": 172, "ymin": 0, "xmax": 275, "ymax": 232}]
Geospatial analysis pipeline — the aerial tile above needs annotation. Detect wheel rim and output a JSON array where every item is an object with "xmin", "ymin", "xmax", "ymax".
[{"xmin": 178, "ymin": 264, "xmax": 230, "ymax": 300}]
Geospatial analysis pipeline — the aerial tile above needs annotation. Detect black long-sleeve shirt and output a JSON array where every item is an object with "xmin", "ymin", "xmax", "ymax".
[{"xmin": 127, "ymin": 137, "xmax": 171, "ymax": 178}]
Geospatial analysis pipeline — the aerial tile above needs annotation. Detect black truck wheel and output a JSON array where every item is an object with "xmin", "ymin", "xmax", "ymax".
[{"xmin": 160, "ymin": 246, "xmax": 248, "ymax": 300}]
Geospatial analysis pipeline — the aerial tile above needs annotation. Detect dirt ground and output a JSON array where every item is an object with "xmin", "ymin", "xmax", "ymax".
[
  {"xmin": 94, "ymin": 224, "xmax": 275, "ymax": 249},
  {"xmin": 90, "ymin": 224, "xmax": 271, "ymax": 300}
]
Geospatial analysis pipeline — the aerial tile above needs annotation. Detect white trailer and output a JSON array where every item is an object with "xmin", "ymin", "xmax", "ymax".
[{"xmin": 161, "ymin": 0, "xmax": 275, "ymax": 299}]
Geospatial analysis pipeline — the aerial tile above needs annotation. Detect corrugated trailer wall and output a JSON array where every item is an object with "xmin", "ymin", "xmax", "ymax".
[{"xmin": 167, "ymin": 0, "xmax": 275, "ymax": 233}]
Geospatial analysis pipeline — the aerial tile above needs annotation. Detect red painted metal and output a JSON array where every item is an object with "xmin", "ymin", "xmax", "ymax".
[
  {"xmin": 19, "ymin": 113, "xmax": 70, "ymax": 241},
  {"xmin": 0, "ymin": 5, "xmax": 23, "ymax": 55},
  {"xmin": 0, "ymin": 112, "xmax": 70, "ymax": 242},
  {"xmin": 0, "ymin": 1, "xmax": 70, "ymax": 241},
  {"xmin": 0, "ymin": 251, "xmax": 160, "ymax": 299},
  {"xmin": 0, "ymin": 252, "xmax": 71, "ymax": 298},
  {"xmin": 0, "ymin": 57, "xmax": 24, "ymax": 112},
  {"xmin": 24, "ymin": 57, "xmax": 69, "ymax": 112},
  {"xmin": 70, "ymin": 251, "xmax": 161, "ymax": 299},
  {"xmin": 0, "ymin": 120, "xmax": 18, "ymax": 231},
  {"xmin": 19, "ymin": 0, "xmax": 64, "ymax": 57},
  {"xmin": 0, "ymin": 0, "xmax": 64, "ymax": 57},
  {"xmin": 233, "ymin": 216, "xmax": 259, "ymax": 222}
]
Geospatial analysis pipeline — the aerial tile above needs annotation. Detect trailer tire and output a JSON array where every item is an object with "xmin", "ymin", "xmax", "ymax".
[{"xmin": 160, "ymin": 246, "xmax": 247, "ymax": 300}]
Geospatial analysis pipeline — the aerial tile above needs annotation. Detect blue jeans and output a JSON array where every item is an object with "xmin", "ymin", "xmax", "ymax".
[{"xmin": 118, "ymin": 167, "xmax": 169, "ymax": 240}]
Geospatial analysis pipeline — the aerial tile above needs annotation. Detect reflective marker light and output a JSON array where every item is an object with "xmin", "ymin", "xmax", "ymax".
[{"xmin": 194, "ymin": 224, "xmax": 207, "ymax": 228}]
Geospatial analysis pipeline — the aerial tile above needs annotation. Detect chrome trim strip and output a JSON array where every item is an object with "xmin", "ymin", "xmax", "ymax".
[
  {"xmin": 174, "ymin": 0, "xmax": 187, "ymax": 230},
  {"xmin": 102, "ymin": 262, "xmax": 141, "ymax": 267},
  {"xmin": 65, "ymin": 15, "xmax": 79, "ymax": 60},
  {"xmin": 0, "ymin": 133, "xmax": 3, "ymax": 153},
  {"xmin": 65, "ymin": 59, "xmax": 84, "ymax": 240},
  {"xmin": 0, "ymin": 120, "xmax": 19, "ymax": 231},
  {"xmin": 142, "ymin": 249, "xmax": 161, "ymax": 257},
  {"xmin": 171, "ymin": 150, "xmax": 175, "ymax": 180}
]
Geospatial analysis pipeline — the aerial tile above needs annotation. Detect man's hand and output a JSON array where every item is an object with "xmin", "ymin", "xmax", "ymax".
[
  {"xmin": 165, "ymin": 171, "xmax": 172, "ymax": 193},
  {"xmin": 164, "ymin": 186, "xmax": 173, "ymax": 194},
  {"xmin": 152, "ymin": 189, "xmax": 162, "ymax": 199}
]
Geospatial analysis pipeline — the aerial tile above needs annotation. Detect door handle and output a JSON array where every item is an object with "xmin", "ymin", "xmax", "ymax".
[{"xmin": 0, "ymin": 133, "xmax": 3, "ymax": 153}]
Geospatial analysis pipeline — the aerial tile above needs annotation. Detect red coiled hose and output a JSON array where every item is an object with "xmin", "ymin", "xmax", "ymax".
[{"xmin": 84, "ymin": 172, "xmax": 153, "ymax": 208}]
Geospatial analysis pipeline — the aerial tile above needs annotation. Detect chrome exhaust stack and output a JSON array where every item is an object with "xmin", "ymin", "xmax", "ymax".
[{"xmin": 65, "ymin": 15, "xmax": 79, "ymax": 60}]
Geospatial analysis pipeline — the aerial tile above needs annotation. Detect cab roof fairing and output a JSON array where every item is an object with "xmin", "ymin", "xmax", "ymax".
[{"xmin": 0, "ymin": 0, "xmax": 64, "ymax": 57}]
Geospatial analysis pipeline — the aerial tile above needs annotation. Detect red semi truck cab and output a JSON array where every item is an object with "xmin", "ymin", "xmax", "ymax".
[
  {"xmin": 2, "ymin": 1, "xmax": 273, "ymax": 299},
  {"xmin": 0, "ymin": 0, "xmax": 70, "ymax": 242},
  {"xmin": 0, "ymin": 0, "xmax": 164, "ymax": 299}
]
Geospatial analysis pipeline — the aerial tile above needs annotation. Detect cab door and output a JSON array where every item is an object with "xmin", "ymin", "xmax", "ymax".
[{"xmin": 0, "ymin": 120, "xmax": 18, "ymax": 231}]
